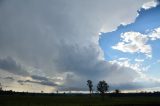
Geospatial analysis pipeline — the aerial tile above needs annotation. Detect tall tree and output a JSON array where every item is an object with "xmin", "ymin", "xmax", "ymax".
[
  {"xmin": 97, "ymin": 80, "xmax": 109, "ymax": 100},
  {"xmin": 87, "ymin": 80, "xmax": 93, "ymax": 95}
]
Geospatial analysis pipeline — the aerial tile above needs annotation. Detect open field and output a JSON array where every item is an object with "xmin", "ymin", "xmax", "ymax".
[{"xmin": 1, "ymin": 94, "xmax": 160, "ymax": 106}]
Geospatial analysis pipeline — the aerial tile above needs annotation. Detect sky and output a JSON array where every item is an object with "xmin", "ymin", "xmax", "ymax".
[{"xmin": 0, "ymin": 0, "xmax": 160, "ymax": 93}]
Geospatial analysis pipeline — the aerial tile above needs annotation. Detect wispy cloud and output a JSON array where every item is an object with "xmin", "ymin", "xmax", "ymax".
[{"xmin": 135, "ymin": 59, "xmax": 144, "ymax": 62}]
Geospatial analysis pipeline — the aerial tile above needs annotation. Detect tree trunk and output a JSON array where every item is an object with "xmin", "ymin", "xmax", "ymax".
[{"xmin": 101, "ymin": 92, "xmax": 105, "ymax": 101}]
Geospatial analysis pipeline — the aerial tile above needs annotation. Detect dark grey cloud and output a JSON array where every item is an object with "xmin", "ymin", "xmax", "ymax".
[
  {"xmin": 53, "ymin": 44, "xmax": 140, "ymax": 86},
  {"xmin": 110, "ymin": 83, "xmax": 144, "ymax": 91},
  {"xmin": 18, "ymin": 80, "xmax": 57, "ymax": 87},
  {"xmin": 31, "ymin": 75, "xmax": 49, "ymax": 81},
  {"xmin": 0, "ymin": 56, "xmax": 59, "ymax": 87},
  {"xmin": 31, "ymin": 75, "xmax": 63, "ymax": 83},
  {"xmin": 58, "ymin": 86, "xmax": 87, "ymax": 92},
  {"xmin": 0, "ymin": 0, "xmax": 154, "ymax": 92},
  {"xmin": 4, "ymin": 76, "xmax": 15, "ymax": 81},
  {"xmin": 110, "ymin": 81, "xmax": 160, "ymax": 91},
  {"xmin": 0, "ymin": 57, "xmax": 29, "ymax": 76}
]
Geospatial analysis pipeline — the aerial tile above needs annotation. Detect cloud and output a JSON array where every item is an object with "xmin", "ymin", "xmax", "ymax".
[
  {"xmin": 110, "ymin": 82, "xmax": 143, "ymax": 90},
  {"xmin": 4, "ymin": 76, "xmax": 15, "ymax": 81},
  {"xmin": 135, "ymin": 59, "xmax": 144, "ymax": 62},
  {"xmin": 0, "ymin": 57, "xmax": 30, "ymax": 76},
  {"xmin": 109, "ymin": 58, "xmax": 142, "ymax": 73},
  {"xmin": 112, "ymin": 32, "xmax": 152, "ymax": 57},
  {"xmin": 112, "ymin": 26, "xmax": 160, "ymax": 58},
  {"xmin": 109, "ymin": 58, "xmax": 160, "ymax": 90},
  {"xmin": 31, "ymin": 75, "xmax": 63, "ymax": 85},
  {"xmin": 17, "ymin": 79, "xmax": 58, "ymax": 87},
  {"xmin": 118, "ymin": 58, "xmax": 129, "ymax": 61},
  {"xmin": 111, "ymin": 80, "xmax": 160, "ymax": 91},
  {"xmin": 0, "ymin": 56, "xmax": 61, "ymax": 88},
  {"xmin": 31, "ymin": 75, "xmax": 50, "ymax": 82},
  {"xmin": 0, "ymin": 56, "xmax": 61, "ymax": 89},
  {"xmin": 157, "ymin": 60, "xmax": 160, "ymax": 63},
  {"xmin": 149, "ymin": 27, "xmax": 160, "ymax": 40},
  {"xmin": 142, "ymin": 0, "xmax": 159, "ymax": 10},
  {"xmin": 0, "ymin": 0, "xmax": 155, "ymax": 92},
  {"xmin": 53, "ymin": 44, "xmax": 142, "ymax": 86}
]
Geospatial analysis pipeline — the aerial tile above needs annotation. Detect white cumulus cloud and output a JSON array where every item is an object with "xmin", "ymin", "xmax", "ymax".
[
  {"xmin": 149, "ymin": 27, "xmax": 160, "ymax": 40},
  {"xmin": 142, "ymin": 0, "xmax": 159, "ymax": 10},
  {"xmin": 112, "ymin": 32, "xmax": 152, "ymax": 57}
]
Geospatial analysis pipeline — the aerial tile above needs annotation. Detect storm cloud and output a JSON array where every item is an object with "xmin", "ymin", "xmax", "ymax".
[
  {"xmin": 0, "ymin": 56, "xmax": 29, "ymax": 76},
  {"xmin": 18, "ymin": 79, "xmax": 58, "ymax": 87},
  {"xmin": 0, "ymin": 0, "xmax": 156, "ymax": 92}
]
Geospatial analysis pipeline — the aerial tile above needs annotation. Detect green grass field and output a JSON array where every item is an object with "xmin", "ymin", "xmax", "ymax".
[{"xmin": 1, "ymin": 95, "xmax": 160, "ymax": 106}]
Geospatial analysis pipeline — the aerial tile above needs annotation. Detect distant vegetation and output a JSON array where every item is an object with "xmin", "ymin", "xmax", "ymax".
[
  {"xmin": 1, "ymin": 91, "xmax": 160, "ymax": 106},
  {"xmin": 114, "ymin": 89, "xmax": 121, "ymax": 94},
  {"xmin": 1, "ymin": 81, "xmax": 160, "ymax": 106}
]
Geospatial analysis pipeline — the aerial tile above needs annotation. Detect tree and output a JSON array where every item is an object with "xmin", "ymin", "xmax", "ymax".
[
  {"xmin": 97, "ymin": 80, "xmax": 109, "ymax": 100},
  {"xmin": 87, "ymin": 80, "xmax": 93, "ymax": 96},
  {"xmin": 115, "ymin": 89, "xmax": 120, "ymax": 94},
  {"xmin": 0, "ymin": 83, "xmax": 2, "ymax": 91}
]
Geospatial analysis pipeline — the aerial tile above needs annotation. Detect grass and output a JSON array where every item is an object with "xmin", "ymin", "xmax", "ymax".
[{"xmin": 1, "ymin": 95, "xmax": 160, "ymax": 106}]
